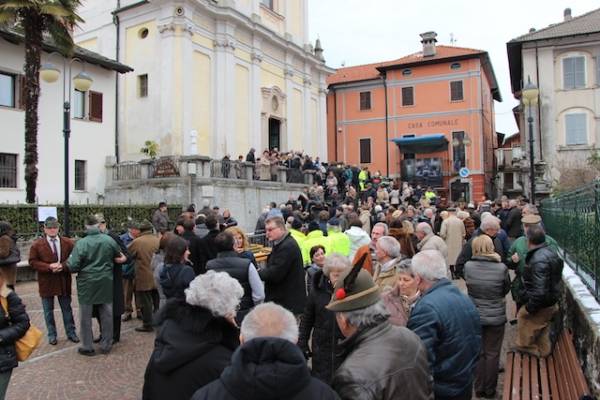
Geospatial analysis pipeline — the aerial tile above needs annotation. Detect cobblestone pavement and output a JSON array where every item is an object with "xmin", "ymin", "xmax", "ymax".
[
  {"xmin": 8, "ymin": 281, "xmax": 154, "ymax": 400},
  {"xmin": 8, "ymin": 279, "xmax": 517, "ymax": 400}
]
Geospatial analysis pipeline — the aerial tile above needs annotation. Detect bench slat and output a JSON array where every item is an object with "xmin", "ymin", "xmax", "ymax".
[
  {"xmin": 556, "ymin": 336, "xmax": 579, "ymax": 400},
  {"xmin": 503, "ymin": 352, "xmax": 515, "ymax": 400},
  {"xmin": 512, "ymin": 352, "xmax": 522, "ymax": 400},
  {"xmin": 539, "ymin": 357, "xmax": 550, "ymax": 400},
  {"xmin": 547, "ymin": 355, "xmax": 561, "ymax": 400},
  {"xmin": 522, "ymin": 354, "xmax": 531, "ymax": 400},
  {"xmin": 561, "ymin": 331, "xmax": 590, "ymax": 396},
  {"xmin": 530, "ymin": 356, "xmax": 539, "ymax": 400}
]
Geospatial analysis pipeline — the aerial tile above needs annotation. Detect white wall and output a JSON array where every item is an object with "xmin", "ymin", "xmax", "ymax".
[{"xmin": 0, "ymin": 39, "xmax": 118, "ymax": 204}]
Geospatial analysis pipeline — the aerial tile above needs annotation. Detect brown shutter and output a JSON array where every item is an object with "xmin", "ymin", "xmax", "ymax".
[
  {"xmin": 88, "ymin": 91, "xmax": 103, "ymax": 122},
  {"xmin": 18, "ymin": 75, "xmax": 26, "ymax": 110}
]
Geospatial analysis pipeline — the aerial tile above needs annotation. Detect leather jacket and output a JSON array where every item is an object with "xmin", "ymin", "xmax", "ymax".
[{"xmin": 522, "ymin": 243, "xmax": 563, "ymax": 314}]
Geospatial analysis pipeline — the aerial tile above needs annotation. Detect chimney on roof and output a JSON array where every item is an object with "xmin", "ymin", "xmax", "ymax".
[
  {"xmin": 564, "ymin": 8, "xmax": 572, "ymax": 21},
  {"xmin": 420, "ymin": 31, "xmax": 438, "ymax": 57}
]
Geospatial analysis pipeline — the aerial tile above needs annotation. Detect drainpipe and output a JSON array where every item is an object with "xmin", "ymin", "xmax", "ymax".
[
  {"xmin": 113, "ymin": 0, "xmax": 120, "ymax": 162},
  {"xmin": 383, "ymin": 71, "xmax": 390, "ymax": 177},
  {"xmin": 333, "ymin": 87, "xmax": 338, "ymax": 161}
]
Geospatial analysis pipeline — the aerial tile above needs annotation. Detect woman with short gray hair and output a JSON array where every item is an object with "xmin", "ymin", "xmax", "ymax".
[
  {"xmin": 298, "ymin": 253, "xmax": 351, "ymax": 384},
  {"xmin": 143, "ymin": 271, "xmax": 243, "ymax": 400}
]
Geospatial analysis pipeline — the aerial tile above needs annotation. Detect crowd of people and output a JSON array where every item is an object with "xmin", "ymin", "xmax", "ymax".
[{"xmin": 0, "ymin": 172, "xmax": 566, "ymax": 399}]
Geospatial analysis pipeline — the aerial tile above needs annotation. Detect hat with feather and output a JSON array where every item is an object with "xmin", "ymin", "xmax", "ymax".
[{"xmin": 326, "ymin": 253, "xmax": 381, "ymax": 312}]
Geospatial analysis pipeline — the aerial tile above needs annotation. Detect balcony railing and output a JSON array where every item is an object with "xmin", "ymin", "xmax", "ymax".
[{"xmin": 496, "ymin": 146, "xmax": 523, "ymax": 171}]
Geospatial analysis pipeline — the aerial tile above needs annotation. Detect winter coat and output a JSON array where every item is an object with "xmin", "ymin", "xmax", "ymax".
[
  {"xmin": 142, "ymin": 298, "xmax": 239, "ymax": 400},
  {"xmin": 327, "ymin": 230, "xmax": 351, "ymax": 257},
  {"xmin": 504, "ymin": 207, "xmax": 523, "ymax": 238},
  {"xmin": 382, "ymin": 285, "xmax": 420, "ymax": 327},
  {"xmin": 67, "ymin": 228, "xmax": 121, "ymax": 305},
  {"xmin": 333, "ymin": 319, "xmax": 433, "ymax": 400},
  {"xmin": 298, "ymin": 270, "xmax": 343, "ymax": 384},
  {"xmin": 345, "ymin": 227, "xmax": 371, "ymax": 261},
  {"xmin": 258, "ymin": 233, "xmax": 306, "ymax": 314},
  {"xmin": 29, "ymin": 235, "xmax": 75, "ymax": 297},
  {"xmin": 152, "ymin": 209, "xmax": 169, "ymax": 233},
  {"xmin": 182, "ymin": 230, "xmax": 204, "ymax": 276},
  {"xmin": 197, "ymin": 230, "xmax": 220, "ymax": 274},
  {"xmin": 0, "ymin": 288, "xmax": 30, "ymax": 372},
  {"xmin": 373, "ymin": 258, "xmax": 401, "ymax": 292},
  {"xmin": 407, "ymin": 279, "xmax": 481, "ymax": 399},
  {"xmin": 464, "ymin": 255, "xmax": 510, "ymax": 326},
  {"xmin": 416, "ymin": 233, "xmax": 448, "ymax": 260},
  {"xmin": 159, "ymin": 263, "xmax": 195, "ymax": 300},
  {"xmin": 522, "ymin": 243, "xmax": 563, "ymax": 314},
  {"xmin": 439, "ymin": 215, "xmax": 465, "ymax": 266},
  {"xmin": 191, "ymin": 337, "xmax": 340, "ymax": 400},
  {"xmin": 455, "ymin": 229, "xmax": 507, "ymax": 278},
  {"xmin": 507, "ymin": 235, "xmax": 559, "ymax": 306},
  {"xmin": 0, "ymin": 235, "xmax": 19, "ymax": 286},
  {"xmin": 106, "ymin": 230, "xmax": 128, "ymax": 316},
  {"xmin": 129, "ymin": 231, "xmax": 160, "ymax": 291},
  {"xmin": 359, "ymin": 209, "xmax": 371, "ymax": 233}
]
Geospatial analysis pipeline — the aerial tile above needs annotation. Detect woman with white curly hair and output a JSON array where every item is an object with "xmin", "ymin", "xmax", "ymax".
[{"xmin": 143, "ymin": 271, "xmax": 243, "ymax": 400}]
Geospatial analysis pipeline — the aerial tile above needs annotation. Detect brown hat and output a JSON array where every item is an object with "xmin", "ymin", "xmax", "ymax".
[
  {"xmin": 326, "ymin": 254, "xmax": 381, "ymax": 312},
  {"xmin": 521, "ymin": 214, "xmax": 542, "ymax": 224},
  {"xmin": 44, "ymin": 217, "xmax": 60, "ymax": 229},
  {"xmin": 138, "ymin": 220, "xmax": 154, "ymax": 232}
]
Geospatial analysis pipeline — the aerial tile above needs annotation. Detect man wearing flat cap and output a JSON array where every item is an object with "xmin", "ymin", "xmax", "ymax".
[
  {"xmin": 29, "ymin": 217, "xmax": 78, "ymax": 345},
  {"xmin": 327, "ymin": 262, "xmax": 433, "ymax": 400},
  {"xmin": 507, "ymin": 213, "xmax": 559, "ymax": 311},
  {"xmin": 67, "ymin": 215, "xmax": 127, "ymax": 356}
]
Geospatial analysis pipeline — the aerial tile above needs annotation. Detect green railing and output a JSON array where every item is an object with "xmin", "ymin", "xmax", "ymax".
[
  {"xmin": 541, "ymin": 180, "xmax": 600, "ymax": 301},
  {"xmin": 0, "ymin": 204, "xmax": 183, "ymax": 239}
]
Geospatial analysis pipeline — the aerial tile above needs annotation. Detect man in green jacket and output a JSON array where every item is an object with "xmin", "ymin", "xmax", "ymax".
[
  {"xmin": 68, "ymin": 215, "xmax": 126, "ymax": 356},
  {"xmin": 507, "ymin": 214, "xmax": 558, "ymax": 310}
]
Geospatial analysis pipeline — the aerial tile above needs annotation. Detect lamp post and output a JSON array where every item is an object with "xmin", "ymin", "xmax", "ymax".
[
  {"xmin": 521, "ymin": 76, "xmax": 539, "ymax": 204},
  {"xmin": 40, "ymin": 57, "xmax": 93, "ymax": 236}
]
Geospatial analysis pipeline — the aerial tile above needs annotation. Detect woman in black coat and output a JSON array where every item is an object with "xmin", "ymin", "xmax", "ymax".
[
  {"xmin": 142, "ymin": 270, "xmax": 243, "ymax": 400},
  {"xmin": 298, "ymin": 254, "xmax": 349, "ymax": 384},
  {"xmin": 0, "ymin": 280, "xmax": 30, "ymax": 399}
]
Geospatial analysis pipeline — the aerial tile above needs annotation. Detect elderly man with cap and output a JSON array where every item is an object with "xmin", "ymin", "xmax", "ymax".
[
  {"xmin": 128, "ymin": 220, "xmax": 160, "ymax": 332},
  {"xmin": 67, "ymin": 215, "xmax": 126, "ymax": 356},
  {"xmin": 327, "ymin": 259, "xmax": 433, "ymax": 400},
  {"xmin": 29, "ymin": 217, "xmax": 78, "ymax": 345},
  {"xmin": 407, "ymin": 250, "xmax": 481, "ymax": 400},
  {"xmin": 507, "ymin": 214, "xmax": 559, "ymax": 311}
]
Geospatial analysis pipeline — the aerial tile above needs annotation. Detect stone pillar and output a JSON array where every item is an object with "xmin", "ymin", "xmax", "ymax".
[
  {"xmin": 277, "ymin": 166, "xmax": 288, "ymax": 183},
  {"xmin": 214, "ymin": 20, "xmax": 236, "ymax": 157},
  {"xmin": 243, "ymin": 162, "xmax": 254, "ymax": 180},
  {"xmin": 303, "ymin": 170, "xmax": 314, "ymax": 185}
]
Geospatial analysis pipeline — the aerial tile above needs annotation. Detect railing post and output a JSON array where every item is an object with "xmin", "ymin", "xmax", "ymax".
[{"xmin": 277, "ymin": 166, "xmax": 288, "ymax": 183}]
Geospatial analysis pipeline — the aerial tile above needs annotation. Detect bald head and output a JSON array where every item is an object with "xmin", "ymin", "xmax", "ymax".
[{"xmin": 240, "ymin": 303, "xmax": 298, "ymax": 344}]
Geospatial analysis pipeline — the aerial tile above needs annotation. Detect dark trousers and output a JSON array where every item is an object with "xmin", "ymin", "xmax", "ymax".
[
  {"xmin": 474, "ymin": 324, "xmax": 505, "ymax": 394},
  {"xmin": 136, "ymin": 290, "xmax": 155, "ymax": 328},
  {"xmin": 436, "ymin": 383, "xmax": 472, "ymax": 400},
  {"xmin": 41, "ymin": 295, "xmax": 76, "ymax": 340},
  {"xmin": 123, "ymin": 278, "xmax": 140, "ymax": 316}
]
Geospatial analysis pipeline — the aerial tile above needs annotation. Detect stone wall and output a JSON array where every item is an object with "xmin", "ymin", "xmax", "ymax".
[
  {"xmin": 103, "ymin": 176, "xmax": 305, "ymax": 232},
  {"xmin": 560, "ymin": 259, "xmax": 600, "ymax": 398}
]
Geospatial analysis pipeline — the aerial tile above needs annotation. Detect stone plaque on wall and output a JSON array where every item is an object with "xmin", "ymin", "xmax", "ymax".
[{"xmin": 153, "ymin": 159, "xmax": 180, "ymax": 177}]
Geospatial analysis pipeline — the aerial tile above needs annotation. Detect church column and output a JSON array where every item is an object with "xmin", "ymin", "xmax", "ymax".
[
  {"xmin": 213, "ymin": 20, "xmax": 236, "ymax": 157},
  {"xmin": 250, "ymin": 35, "xmax": 263, "ymax": 151}
]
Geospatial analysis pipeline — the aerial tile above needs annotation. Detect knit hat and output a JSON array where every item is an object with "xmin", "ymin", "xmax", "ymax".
[
  {"xmin": 44, "ymin": 217, "xmax": 60, "ymax": 229},
  {"xmin": 521, "ymin": 214, "xmax": 542, "ymax": 224},
  {"xmin": 138, "ymin": 220, "xmax": 154, "ymax": 232},
  {"xmin": 326, "ymin": 254, "xmax": 381, "ymax": 312}
]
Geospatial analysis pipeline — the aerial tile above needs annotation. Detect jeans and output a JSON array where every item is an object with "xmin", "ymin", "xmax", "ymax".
[
  {"xmin": 41, "ymin": 295, "xmax": 76, "ymax": 340},
  {"xmin": 80, "ymin": 303, "xmax": 113, "ymax": 352},
  {"xmin": 0, "ymin": 370, "xmax": 12, "ymax": 400}
]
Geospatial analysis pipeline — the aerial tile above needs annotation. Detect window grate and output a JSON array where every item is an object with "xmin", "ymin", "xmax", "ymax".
[{"xmin": 0, "ymin": 153, "xmax": 17, "ymax": 188}]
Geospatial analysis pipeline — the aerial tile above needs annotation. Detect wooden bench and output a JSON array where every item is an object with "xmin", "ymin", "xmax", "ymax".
[{"xmin": 503, "ymin": 330, "xmax": 591, "ymax": 399}]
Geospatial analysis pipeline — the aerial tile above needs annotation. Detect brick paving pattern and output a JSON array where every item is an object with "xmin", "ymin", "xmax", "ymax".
[{"xmin": 8, "ymin": 279, "xmax": 517, "ymax": 399}]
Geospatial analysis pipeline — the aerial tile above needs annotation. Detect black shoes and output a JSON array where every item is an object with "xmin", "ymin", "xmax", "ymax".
[
  {"xmin": 77, "ymin": 348, "xmax": 96, "ymax": 357},
  {"xmin": 49, "ymin": 338, "xmax": 57, "ymax": 345},
  {"xmin": 135, "ymin": 326, "xmax": 153, "ymax": 332},
  {"xmin": 68, "ymin": 335, "xmax": 80, "ymax": 343}
]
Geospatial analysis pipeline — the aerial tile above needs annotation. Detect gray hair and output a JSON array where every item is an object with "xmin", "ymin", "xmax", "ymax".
[
  {"xmin": 522, "ymin": 204, "xmax": 538, "ymax": 215},
  {"xmin": 481, "ymin": 216, "xmax": 500, "ymax": 231},
  {"xmin": 424, "ymin": 208, "xmax": 434, "ymax": 218},
  {"xmin": 185, "ymin": 270, "xmax": 244, "ymax": 317},
  {"xmin": 323, "ymin": 253, "xmax": 351, "ymax": 277},
  {"xmin": 377, "ymin": 236, "xmax": 401, "ymax": 258},
  {"xmin": 456, "ymin": 211, "xmax": 469, "ymax": 220},
  {"xmin": 339, "ymin": 300, "xmax": 390, "ymax": 328},
  {"xmin": 372, "ymin": 222, "xmax": 389, "ymax": 236},
  {"xmin": 395, "ymin": 259, "xmax": 414, "ymax": 276},
  {"xmin": 509, "ymin": 199, "xmax": 518, "ymax": 208},
  {"xmin": 416, "ymin": 222, "xmax": 432, "ymax": 235},
  {"xmin": 241, "ymin": 303, "xmax": 298, "ymax": 343},
  {"xmin": 412, "ymin": 249, "xmax": 447, "ymax": 281}
]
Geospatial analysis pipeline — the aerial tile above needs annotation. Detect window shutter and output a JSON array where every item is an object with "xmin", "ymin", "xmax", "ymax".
[
  {"xmin": 88, "ymin": 91, "xmax": 103, "ymax": 122},
  {"xmin": 451, "ymin": 81, "xmax": 463, "ymax": 101},
  {"xmin": 575, "ymin": 57, "xmax": 585, "ymax": 88},
  {"xmin": 359, "ymin": 139, "xmax": 371, "ymax": 164},
  {"xmin": 18, "ymin": 75, "xmax": 26, "ymax": 110},
  {"xmin": 565, "ymin": 114, "xmax": 586, "ymax": 145}
]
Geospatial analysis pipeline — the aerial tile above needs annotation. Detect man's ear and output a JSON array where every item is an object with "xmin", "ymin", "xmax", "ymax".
[{"xmin": 239, "ymin": 334, "xmax": 244, "ymax": 344}]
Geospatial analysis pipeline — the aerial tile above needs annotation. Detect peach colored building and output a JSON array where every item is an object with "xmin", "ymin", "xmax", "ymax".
[{"xmin": 326, "ymin": 32, "xmax": 502, "ymax": 202}]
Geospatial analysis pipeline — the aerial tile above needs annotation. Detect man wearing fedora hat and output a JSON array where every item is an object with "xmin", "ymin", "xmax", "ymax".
[
  {"xmin": 327, "ymin": 262, "xmax": 433, "ymax": 399},
  {"xmin": 29, "ymin": 217, "xmax": 78, "ymax": 345}
]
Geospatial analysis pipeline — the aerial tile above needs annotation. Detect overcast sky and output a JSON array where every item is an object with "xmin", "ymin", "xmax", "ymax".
[{"xmin": 309, "ymin": 0, "xmax": 599, "ymax": 136}]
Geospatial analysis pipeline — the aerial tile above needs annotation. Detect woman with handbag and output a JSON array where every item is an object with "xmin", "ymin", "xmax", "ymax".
[{"xmin": 0, "ymin": 274, "xmax": 31, "ymax": 399}]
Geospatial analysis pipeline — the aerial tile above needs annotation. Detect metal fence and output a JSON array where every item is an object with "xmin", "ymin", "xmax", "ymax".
[{"xmin": 541, "ymin": 180, "xmax": 599, "ymax": 300}]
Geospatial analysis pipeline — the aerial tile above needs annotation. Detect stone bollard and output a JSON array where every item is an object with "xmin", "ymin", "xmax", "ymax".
[
  {"xmin": 243, "ymin": 162, "xmax": 254, "ymax": 180},
  {"xmin": 303, "ymin": 170, "xmax": 314, "ymax": 185}
]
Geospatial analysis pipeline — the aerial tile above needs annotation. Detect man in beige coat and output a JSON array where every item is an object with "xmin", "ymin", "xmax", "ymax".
[
  {"xmin": 415, "ymin": 223, "xmax": 449, "ymax": 278},
  {"xmin": 439, "ymin": 208, "xmax": 466, "ymax": 279},
  {"xmin": 128, "ymin": 220, "xmax": 159, "ymax": 332}
]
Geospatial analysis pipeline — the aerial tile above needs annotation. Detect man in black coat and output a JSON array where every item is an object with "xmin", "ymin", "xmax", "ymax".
[
  {"xmin": 191, "ymin": 303, "xmax": 339, "ymax": 400},
  {"xmin": 181, "ymin": 219, "xmax": 204, "ymax": 275},
  {"xmin": 455, "ymin": 216, "xmax": 507, "ymax": 278},
  {"xmin": 504, "ymin": 199, "xmax": 523, "ymax": 241},
  {"xmin": 515, "ymin": 224, "xmax": 563, "ymax": 357},
  {"xmin": 258, "ymin": 216, "xmax": 306, "ymax": 315},
  {"xmin": 196, "ymin": 213, "xmax": 220, "ymax": 275}
]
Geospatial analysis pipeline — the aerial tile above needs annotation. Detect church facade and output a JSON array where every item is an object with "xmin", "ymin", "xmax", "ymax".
[{"xmin": 75, "ymin": 0, "xmax": 333, "ymax": 161}]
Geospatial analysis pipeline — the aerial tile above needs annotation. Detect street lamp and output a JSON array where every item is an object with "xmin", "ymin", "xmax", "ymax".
[
  {"xmin": 40, "ymin": 57, "xmax": 93, "ymax": 236},
  {"xmin": 521, "ymin": 76, "xmax": 539, "ymax": 204}
]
